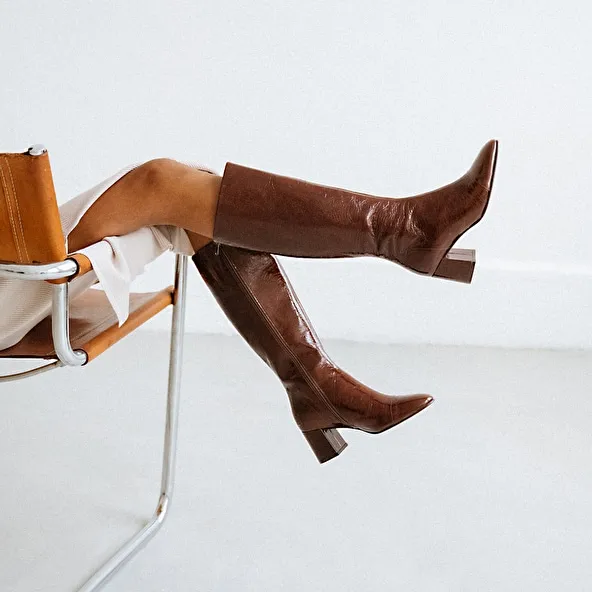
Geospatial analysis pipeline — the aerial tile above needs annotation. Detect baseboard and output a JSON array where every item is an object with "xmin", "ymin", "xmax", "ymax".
[{"xmin": 138, "ymin": 256, "xmax": 592, "ymax": 350}]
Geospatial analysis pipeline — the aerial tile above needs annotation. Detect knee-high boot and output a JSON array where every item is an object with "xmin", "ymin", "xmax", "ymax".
[
  {"xmin": 212, "ymin": 140, "xmax": 498, "ymax": 283},
  {"xmin": 192, "ymin": 243, "xmax": 433, "ymax": 463}
]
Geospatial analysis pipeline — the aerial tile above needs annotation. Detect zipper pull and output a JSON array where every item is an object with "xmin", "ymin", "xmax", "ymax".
[{"xmin": 215, "ymin": 242, "xmax": 221, "ymax": 255}]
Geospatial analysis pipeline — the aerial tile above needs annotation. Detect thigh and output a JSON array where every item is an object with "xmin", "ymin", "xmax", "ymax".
[{"xmin": 68, "ymin": 159, "xmax": 220, "ymax": 253}]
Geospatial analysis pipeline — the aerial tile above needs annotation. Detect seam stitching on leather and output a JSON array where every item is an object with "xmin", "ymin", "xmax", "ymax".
[
  {"xmin": 274, "ymin": 254, "xmax": 391, "ymax": 416},
  {"xmin": 4, "ymin": 158, "xmax": 30, "ymax": 261},
  {"xmin": 0, "ymin": 162, "xmax": 23, "ymax": 262},
  {"xmin": 219, "ymin": 248, "xmax": 348, "ymax": 427},
  {"xmin": 274, "ymin": 257, "xmax": 324, "ymax": 350},
  {"xmin": 272, "ymin": 257, "xmax": 358, "ymax": 412}
]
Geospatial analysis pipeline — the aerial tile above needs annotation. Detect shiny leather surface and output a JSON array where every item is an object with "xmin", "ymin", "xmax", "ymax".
[
  {"xmin": 0, "ymin": 287, "xmax": 173, "ymax": 362},
  {"xmin": 213, "ymin": 140, "xmax": 498, "ymax": 275},
  {"xmin": 0, "ymin": 150, "xmax": 66, "ymax": 265},
  {"xmin": 193, "ymin": 243, "xmax": 432, "ymax": 434}
]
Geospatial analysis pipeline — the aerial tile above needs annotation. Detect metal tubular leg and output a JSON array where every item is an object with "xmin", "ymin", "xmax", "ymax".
[
  {"xmin": 78, "ymin": 254, "xmax": 188, "ymax": 592},
  {"xmin": 52, "ymin": 282, "xmax": 88, "ymax": 367},
  {"xmin": 0, "ymin": 360, "xmax": 63, "ymax": 382}
]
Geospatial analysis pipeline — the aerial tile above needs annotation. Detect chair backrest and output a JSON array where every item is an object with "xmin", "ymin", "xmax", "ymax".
[{"xmin": 0, "ymin": 147, "xmax": 66, "ymax": 264}]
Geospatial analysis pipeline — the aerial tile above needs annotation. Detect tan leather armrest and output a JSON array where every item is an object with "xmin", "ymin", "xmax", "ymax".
[
  {"xmin": 69, "ymin": 253, "xmax": 93, "ymax": 279},
  {"xmin": 45, "ymin": 253, "xmax": 94, "ymax": 284}
]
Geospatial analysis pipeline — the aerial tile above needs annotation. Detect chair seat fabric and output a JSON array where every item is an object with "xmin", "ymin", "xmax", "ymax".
[{"xmin": 0, "ymin": 288, "xmax": 173, "ymax": 362}]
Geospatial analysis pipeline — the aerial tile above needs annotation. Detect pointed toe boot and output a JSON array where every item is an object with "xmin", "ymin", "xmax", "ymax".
[
  {"xmin": 192, "ymin": 243, "xmax": 433, "ymax": 463},
  {"xmin": 212, "ymin": 140, "xmax": 498, "ymax": 283}
]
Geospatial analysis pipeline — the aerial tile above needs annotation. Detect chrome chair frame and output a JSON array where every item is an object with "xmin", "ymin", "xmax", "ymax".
[{"xmin": 0, "ymin": 253, "xmax": 189, "ymax": 591}]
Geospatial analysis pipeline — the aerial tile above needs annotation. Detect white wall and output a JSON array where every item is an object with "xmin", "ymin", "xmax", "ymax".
[{"xmin": 1, "ymin": 1, "xmax": 591, "ymax": 349}]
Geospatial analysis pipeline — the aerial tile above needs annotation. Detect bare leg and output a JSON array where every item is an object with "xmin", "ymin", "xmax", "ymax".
[{"xmin": 68, "ymin": 159, "xmax": 221, "ymax": 253}]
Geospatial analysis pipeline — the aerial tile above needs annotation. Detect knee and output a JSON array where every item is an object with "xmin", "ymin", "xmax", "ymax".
[{"xmin": 135, "ymin": 158, "xmax": 183, "ymax": 193}]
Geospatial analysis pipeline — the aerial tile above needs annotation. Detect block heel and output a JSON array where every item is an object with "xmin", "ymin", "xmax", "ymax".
[
  {"xmin": 302, "ymin": 428, "xmax": 348, "ymax": 464},
  {"xmin": 433, "ymin": 248, "xmax": 476, "ymax": 284}
]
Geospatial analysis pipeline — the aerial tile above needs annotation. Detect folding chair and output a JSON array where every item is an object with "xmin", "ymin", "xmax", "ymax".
[{"xmin": 0, "ymin": 145, "xmax": 188, "ymax": 591}]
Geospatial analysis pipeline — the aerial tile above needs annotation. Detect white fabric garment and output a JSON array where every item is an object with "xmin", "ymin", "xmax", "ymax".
[{"xmin": 0, "ymin": 161, "xmax": 217, "ymax": 351}]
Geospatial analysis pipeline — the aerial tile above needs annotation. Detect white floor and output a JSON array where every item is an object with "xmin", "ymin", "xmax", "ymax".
[{"xmin": 1, "ymin": 333, "xmax": 591, "ymax": 592}]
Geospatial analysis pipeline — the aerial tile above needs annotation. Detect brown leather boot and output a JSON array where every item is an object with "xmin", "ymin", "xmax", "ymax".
[
  {"xmin": 213, "ymin": 140, "xmax": 498, "ymax": 283},
  {"xmin": 192, "ymin": 243, "xmax": 433, "ymax": 463}
]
